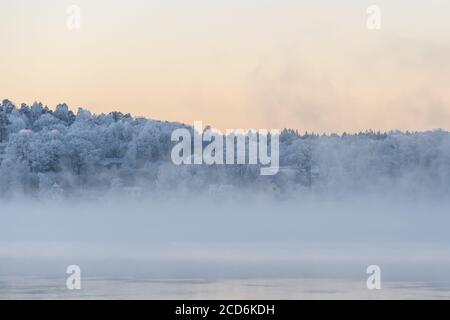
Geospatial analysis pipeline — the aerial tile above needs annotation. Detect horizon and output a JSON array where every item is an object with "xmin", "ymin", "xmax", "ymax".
[{"xmin": 2, "ymin": 98, "xmax": 450, "ymax": 136}]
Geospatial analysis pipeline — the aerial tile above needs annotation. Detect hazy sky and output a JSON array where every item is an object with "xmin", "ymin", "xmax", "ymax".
[{"xmin": 1, "ymin": 0, "xmax": 450, "ymax": 132}]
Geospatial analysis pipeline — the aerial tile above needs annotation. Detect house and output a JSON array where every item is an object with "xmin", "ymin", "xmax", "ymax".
[
  {"xmin": 123, "ymin": 186, "xmax": 143, "ymax": 198},
  {"xmin": 99, "ymin": 157, "xmax": 124, "ymax": 169}
]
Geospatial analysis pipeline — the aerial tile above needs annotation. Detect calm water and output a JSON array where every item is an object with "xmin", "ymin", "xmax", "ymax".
[
  {"xmin": 1, "ymin": 277, "xmax": 450, "ymax": 299},
  {"xmin": 2, "ymin": 198, "xmax": 450, "ymax": 299}
]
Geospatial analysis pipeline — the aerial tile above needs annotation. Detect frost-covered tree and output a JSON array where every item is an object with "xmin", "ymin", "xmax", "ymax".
[{"xmin": 0, "ymin": 109, "xmax": 10, "ymax": 143}]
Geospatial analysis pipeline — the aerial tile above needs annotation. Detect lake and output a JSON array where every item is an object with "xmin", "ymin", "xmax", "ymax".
[{"xmin": 1, "ymin": 276, "xmax": 450, "ymax": 299}]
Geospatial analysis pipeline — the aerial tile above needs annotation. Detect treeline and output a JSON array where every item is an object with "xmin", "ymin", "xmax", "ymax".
[{"xmin": 1, "ymin": 99, "xmax": 449, "ymax": 198}]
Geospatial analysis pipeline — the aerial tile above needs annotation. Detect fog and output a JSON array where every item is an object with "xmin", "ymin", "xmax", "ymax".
[
  {"xmin": 1, "ymin": 100, "xmax": 450, "ymax": 295},
  {"xmin": 1, "ymin": 193, "xmax": 449, "ymax": 283}
]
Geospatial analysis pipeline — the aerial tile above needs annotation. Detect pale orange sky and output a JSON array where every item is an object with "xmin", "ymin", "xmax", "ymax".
[{"xmin": 1, "ymin": 0, "xmax": 450, "ymax": 133}]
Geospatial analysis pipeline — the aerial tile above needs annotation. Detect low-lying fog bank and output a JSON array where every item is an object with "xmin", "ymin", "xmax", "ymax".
[{"xmin": 1, "ymin": 194, "xmax": 449, "ymax": 282}]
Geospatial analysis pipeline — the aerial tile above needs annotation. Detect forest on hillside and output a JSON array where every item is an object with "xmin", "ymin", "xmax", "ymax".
[{"xmin": 1, "ymin": 99, "xmax": 449, "ymax": 199}]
